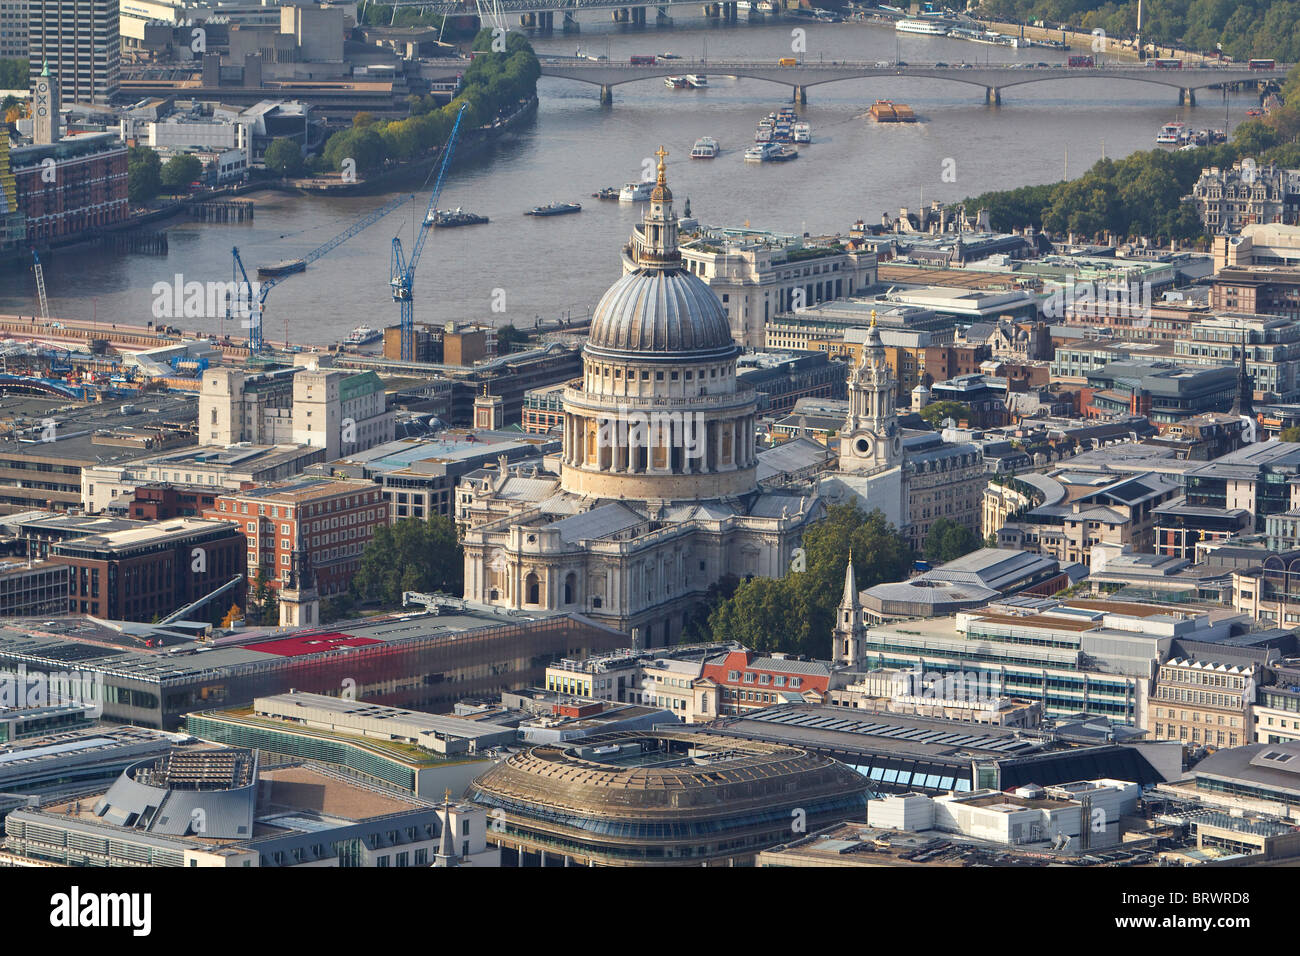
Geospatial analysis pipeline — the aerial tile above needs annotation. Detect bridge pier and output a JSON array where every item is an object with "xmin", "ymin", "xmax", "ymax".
[
  {"xmin": 792, "ymin": 85, "xmax": 807, "ymax": 105},
  {"xmin": 563, "ymin": 10, "xmax": 580, "ymax": 31},
  {"xmin": 600, "ymin": 84, "xmax": 614, "ymax": 106},
  {"xmin": 985, "ymin": 86, "xmax": 1001, "ymax": 106},
  {"xmin": 656, "ymin": 5, "xmax": 672, "ymax": 24},
  {"xmin": 541, "ymin": 11, "xmax": 554, "ymax": 32},
  {"xmin": 703, "ymin": 3, "xmax": 719, "ymax": 16},
  {"xmin": 725, "ymin": 2, "xmax": 737, "ymax": 20},
  {"xmin": 635, "ymin": 6, "xmax": 647, "ymax": 24},
  {"xmin": 1180, "ymin": 88, "xmax": 1196, "ymax": 106},
  {"xmin": 612, "ymin": 8, "xmax": 626, "ymax": 21}
]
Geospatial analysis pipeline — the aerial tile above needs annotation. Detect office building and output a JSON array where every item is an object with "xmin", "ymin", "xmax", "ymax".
[
  {"xmin": 3, "ymin": 748, "xmax": 499, "ymax": 867},
  {"xmin": 859, "ymin": 548, "xmax": 1070, "ymax": 623},
  {"xmin": 0, "ymin": 557, "xmax": 69, "ymax": 617},
  {"xmin": 1149, "ymin": 644, "xmax": 1274, "ymax": 749},
  {"xmin": 467, "ymin": 730, "xmax": 872, "ymax": 866},
  {"xmin": 674, "ymin": 227, "xmax": 877, "ymax": 348},
  {"xmin": 851, "ymin": 598, "xmax": 1246, "ymax": 725},
  {"xmin": 204, "ymin": 477, "xmax": 384, "ymax": 595},
  {"xmin": 81, "ymin": 443, "xmax": 326, "ymax": 514},
  {"xmin": 1193, "ymin": 161, "xmax": 1300, "ymax": 231},
  {"xmin": 8, "ymin": 133, "xmax": 128, "ymax": 242},
  {"xmin": 705, "ymin": 703, "xmax": 1179, "ymax": 795},
  {"xmin": 0, "ymin": 0, "xmax": 26, "ymax": 58},
  {"xmin": 198, "ymin": 361, "xmax": 393, "ymax": 461},
  {"xmin": 0, "ymin": 394, "xmax": 196, "ymax": 515},
  {"xmin": 0, "ymin": 725, "xmax": 177, "ymax": 799},
  {"xmin": 1185, "ymin": 441, "xmax": 1300, "ymax": 532},
  {"xmin": 318, "ymin": 432, "xmax": 560, "ymax": 522},
  {"xmin": 0, "ymin": 604, "xmax": 626, "ymax": 728},
  {"xmin": 46, "ymin": 516, "xmax": 245, "ymax": 621},
  {"xmin": 27, "ymin": 0, "xmax": 120, "ymax": 104}
]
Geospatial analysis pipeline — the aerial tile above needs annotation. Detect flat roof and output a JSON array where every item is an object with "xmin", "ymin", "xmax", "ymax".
[{"xmin": 708, "ymin": 703, "xmax": 1045, "ymax": 760}]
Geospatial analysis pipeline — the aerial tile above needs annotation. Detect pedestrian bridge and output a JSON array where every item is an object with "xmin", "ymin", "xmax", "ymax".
[{"xmin": 539, "ymin": 58, "xmax": 1287, "ymax": 105}]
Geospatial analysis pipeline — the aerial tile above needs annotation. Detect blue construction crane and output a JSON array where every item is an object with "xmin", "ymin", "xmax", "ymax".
[
  {"xmin": 227, "ymin": 190, "xmax": 415, "ymax": 352},
  {"xmin": 391, "ymin": 104, "xmax": 468, "ymax": 362}
]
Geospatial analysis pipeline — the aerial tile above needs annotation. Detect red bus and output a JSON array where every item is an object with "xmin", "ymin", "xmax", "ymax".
[
  {"xmin": 1067, "ymin": 55, "xmax": 1094, "ymax": 67},
  {"xmin": 630, "ymin": 55, "xmax": 656, "ymax": 65},
  {"xmin": 1249, "ymin": 58, "xmax": 1276, "ymax": 70},
  {"xmin": 1152, "ymin": 58, "xmax": 1183, "ymax": 69}
]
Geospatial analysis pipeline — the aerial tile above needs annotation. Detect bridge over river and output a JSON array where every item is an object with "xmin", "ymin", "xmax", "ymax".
[{"xmin": 538, "ymin": 57, "xmax": 1289, "ymax": 106}]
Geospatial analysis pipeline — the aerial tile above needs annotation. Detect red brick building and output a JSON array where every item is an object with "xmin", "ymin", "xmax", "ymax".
[
  {"xmin": 129, "ymin": 483, "xmax": 223, "ymax": 521},
  {"xmin": 698, "ymin": 649, "xmax": 833, "ymax": 717},
  {"xmin": 10, "ymin": 132, "xmax": 128, "ymax": 242},
  {"xmin": 48, "ymin": 517, "xmax": 245, "ymax": 622},
  {"xmin": 205, "ymin": 477, "xmax": 387, "ymax": 597}
]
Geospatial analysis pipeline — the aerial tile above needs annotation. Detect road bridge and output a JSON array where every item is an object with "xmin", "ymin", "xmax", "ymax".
[{"xmin": 538, "ymin": 58, "xmax": 1288, "ymax": 106}]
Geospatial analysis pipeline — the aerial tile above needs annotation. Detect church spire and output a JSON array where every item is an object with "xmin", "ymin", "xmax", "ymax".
[
  {"xmin": 1232, "ymin": 339, "xmax": 1254, "ymax": 418},
  {"xmin": 433, "ymin": 802, "xmax": 459, "ymax": 867},
  {"xmin": 833, "ymin": 555, "xmax": 864, "ymax": 667},
  {"xmin": 841, "ymin": 553, "xmax": 857, "ymax": 608}
]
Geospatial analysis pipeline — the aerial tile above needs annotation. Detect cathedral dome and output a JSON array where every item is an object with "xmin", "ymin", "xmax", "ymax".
[
  {"xmin": 585, "ymin": 145, "xmax": 738, "ymax": 363},
  {"xmin": 586, "ymin": 268, "xmax": 737, "ymax": 361}
]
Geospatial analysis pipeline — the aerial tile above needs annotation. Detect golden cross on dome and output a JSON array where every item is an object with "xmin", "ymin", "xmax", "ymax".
[
  {"xmin": 870, "ymin": 309, "xmax": 878, "ymax": 327},
  {"xmin": 655, "ymin": 145, "xmax": 669, "ymax": 183}
]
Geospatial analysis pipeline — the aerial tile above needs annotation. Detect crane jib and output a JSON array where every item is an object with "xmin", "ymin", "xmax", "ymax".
[{"xmin": 397, "ymin": 102, "xmax": 469, "ymax": 362}]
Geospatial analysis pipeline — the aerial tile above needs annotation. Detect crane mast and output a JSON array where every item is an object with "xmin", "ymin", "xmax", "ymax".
[
  {"xmin": 227, "ymin": 190, "xmax": 414, "ymax": 352},
  {"xmin": 32, "ymin": 250, "xmax": 49, "ymax": 324},
  {"xmin": 392, "ymin": 103, "xmax": 468, "ymax": 362}
]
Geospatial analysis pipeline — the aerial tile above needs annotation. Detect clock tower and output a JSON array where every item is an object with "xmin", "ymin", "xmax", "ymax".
[
  {"xmin": 33, "ymin": 62, "xmax": 59, "ymax": 146},
  {"xmin": 839, "ymin": 311, "xmax": 901, "ymax": 475}
]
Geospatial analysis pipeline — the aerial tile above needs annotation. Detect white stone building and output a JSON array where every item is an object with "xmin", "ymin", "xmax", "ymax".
[
  {"xmin": 459, "ymin": 152, "xmax": 822, "ymax": 646},
  {"xmin": 198, "ymin": 356, "xmax": 393, "ymax": 460},
  {"xmin": 656, "ymin": 227, "xmax": 877, "ymax": 349}
]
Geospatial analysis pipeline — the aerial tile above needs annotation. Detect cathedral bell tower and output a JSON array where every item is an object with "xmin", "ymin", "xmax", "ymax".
[{"xmin": 839, "ymin": 311, "xmax": 901, "ymax": 475}]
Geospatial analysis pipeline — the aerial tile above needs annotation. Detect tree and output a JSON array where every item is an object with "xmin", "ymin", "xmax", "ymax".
[
  {"xmin": 353, "ymin": 516, "xmax": 463, "ymax": 606},
  {"xmin": 708, "ymin": 504, "xmax": 914, "ymax": 657},
  {"xmin": 1279, "ymin": 426, "xmax": 1300, "ymax": 442},
  {"xmin": 247, "ymin": 569, "xmax": 276, "ymax": 626},
  {"xmin": 923, "ymin": 517, "xmax": 980, "ymax": 564},
  {"xmin": 681, "ymin": 574, "xmax": 739, "ymax": 643},
  {"xmin": 160, "ymin": 153, "xmax": 203, "ymax": 191},
  {"xmin": 0, "ymin": 57, "xmax": 26, "ymax": 89},
  {"xmin": 127, "ymin": 146, "xmax": 162, "ymax": 204},
  {"xmin": 320, "ymin": 592, "xmax": 356, "ymax": 624},
  {"xmin": 918, "ymin": 401, "xmax": 971, "ymax": 430},
  {"xmin": 264, "ymin": 137, "xmax": 304, "ymax": 177}
]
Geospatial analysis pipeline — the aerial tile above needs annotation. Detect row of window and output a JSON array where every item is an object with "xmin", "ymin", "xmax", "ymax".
[{"xmin": 724, "ymin": 669, "xmax": 802, "ymax": 689}]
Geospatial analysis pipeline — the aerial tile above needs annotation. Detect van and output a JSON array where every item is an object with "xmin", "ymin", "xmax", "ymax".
[{"xmin": 778, "ymin": 57, "xmax": 798, "ymax": 66}]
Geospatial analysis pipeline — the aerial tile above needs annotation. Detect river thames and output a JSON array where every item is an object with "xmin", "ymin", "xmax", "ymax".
[{"xmin": 0, "ymin": 16, "xmax": 1264, "ymax": 345}]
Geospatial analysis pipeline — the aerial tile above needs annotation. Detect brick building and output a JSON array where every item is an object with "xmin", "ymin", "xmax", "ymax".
[
  {"xmin": 696, "ymin": 649, "xmax": 833, "ymax": 717},
  {"xmin": 205, "ymin": 477, "xmax": 386, "ymax": 597},
  {"xmin": 522, "ymin": 384, "xmax": 565, "ymax": 434},
  {"xmin": 9, "ymin": 133, "xmax": 129, "ymax": 242},
  {"xmin": 127, "ymin": 483, "xmax": 223, "ymax": 520},
  {"xmin": 48, "ymin": 517, "xmax": 245, "ymax": 621}
]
